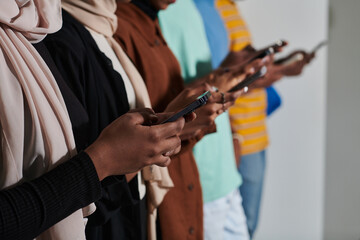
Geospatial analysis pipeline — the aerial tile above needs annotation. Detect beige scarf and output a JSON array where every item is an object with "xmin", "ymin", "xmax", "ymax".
[
  {"xmin": 62, "ymin": 1, "xmax": 174, "ymax": 239},
  {"xmin": 0, "ymin": 0, "xmax": 95, "ymax": 239}
]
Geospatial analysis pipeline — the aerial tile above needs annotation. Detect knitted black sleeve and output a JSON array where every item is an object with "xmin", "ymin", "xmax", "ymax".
[{"xmin": 0, "ymin": 151, "xmax": 101, "ymax": 240}]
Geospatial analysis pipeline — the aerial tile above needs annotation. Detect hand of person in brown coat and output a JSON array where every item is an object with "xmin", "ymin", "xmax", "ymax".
[{"xmin": 164, "ymin": 83, "xmax": 243, "ymax": 140}]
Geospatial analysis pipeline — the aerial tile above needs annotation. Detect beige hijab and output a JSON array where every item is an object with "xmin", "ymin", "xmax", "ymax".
[
  {"xmin": 62, "ymin": 1, "xmax": 174, "ymax": 239},
  {"xmin": 0, "ymin": 0, "xmax": 95, "ymax": 239}
]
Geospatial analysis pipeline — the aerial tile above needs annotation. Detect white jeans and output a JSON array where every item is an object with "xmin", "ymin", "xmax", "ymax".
[{"xmin": 204, "ymin": 189, "xmax": 250, "ymax": 240}]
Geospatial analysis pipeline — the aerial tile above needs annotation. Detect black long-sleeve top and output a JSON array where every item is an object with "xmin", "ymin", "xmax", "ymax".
[
  {"xmin": 43, "ymin": 10, "xmax": 145, "ymax": 240},
  {"xmin": 0, "ymin": 39, "xmax": 105, "ymax": 240},
  {"xmin": 0, "ymin": 152, "xmax": 101, "ymax": 240}
]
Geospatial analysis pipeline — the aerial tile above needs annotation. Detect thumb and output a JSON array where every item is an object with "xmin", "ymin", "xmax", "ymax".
[{"xmin": 129, "ymin": 111, "xmax": 157, "ymax": 126}]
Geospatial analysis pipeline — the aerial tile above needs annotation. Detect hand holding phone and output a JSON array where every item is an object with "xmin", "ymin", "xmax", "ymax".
[
  {"xmin": 228, "ymin": 66, "xmax": 267, "ymax": 93},
  {"xmin": 311, "ymin": 40, "xmax": 327, "ymax": 53},
  {"xmin": 247, "ymin": 40, "xmax": 287, "ymax": 64},
  {"xmin": 247, "ymin": 48, "xmax": 274, "ymax": 64},
  {"xmin": 282, "ymin": 40, "xmax": 327, "ymax": 66},
  {"xmin": 161, "ymin": 91, "xmax": 212, "ymax": 123}
]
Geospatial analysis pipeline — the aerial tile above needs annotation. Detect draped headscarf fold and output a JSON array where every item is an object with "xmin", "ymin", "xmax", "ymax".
[
  {"xmin": 61, "ymin": 1, "xmax": 174, "ymax": 239},
  {"xmin": 0, "ymin": 0, "xmax": 95, "ymax": 239}
]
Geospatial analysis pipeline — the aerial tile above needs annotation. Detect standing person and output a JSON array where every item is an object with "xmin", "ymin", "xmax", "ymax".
[
  {"xmin": 216, "ymin": 0, "xmax": 315, "ymax": 237},
  {"xmin": 114, "ymin": 0, "xmax": 247, "ymax": 238},
  {"xmin": 159, "ymin": 0, "xmax": 263, "ymax": 238},
  {"xmin": 115, "ymin": 1, "xmax": 203, "ymax": 238},
  {"xmin": 216, "ymin": 2, "xmax": 270, "ymax": 237},
  {"xmin": 42, "ymin": 1, "xmax": 191, "ymax": 239},
  {"xmin": 0, "ymin": 0, "xmax": 185, "ymax": 239},
  {"xmin": 0, "ymin": 0, "xmax": 93, "ymax": 239}
]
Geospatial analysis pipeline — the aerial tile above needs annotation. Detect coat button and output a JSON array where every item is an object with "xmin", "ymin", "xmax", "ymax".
[
  {"xmin": 189, "ymin": 227, "xmax": 195, "ymax": 235},
  {"xmin": 188, "ymin": 184, "xmax": 194, "ymax": 191}
]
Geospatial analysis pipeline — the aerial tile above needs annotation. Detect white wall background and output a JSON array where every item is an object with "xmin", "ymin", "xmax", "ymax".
[
  {"xmin": 324, "ymin": 1, "xmax": 360, "ymax": 240},
  {"xmin": 237, "ymin": 0, "xmax": 329, "ymax": 239}
]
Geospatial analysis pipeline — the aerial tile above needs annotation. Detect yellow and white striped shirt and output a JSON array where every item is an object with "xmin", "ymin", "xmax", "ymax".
[{"xmin": 216, "ymin": 0, "xmax": 269, "ymax": 155}]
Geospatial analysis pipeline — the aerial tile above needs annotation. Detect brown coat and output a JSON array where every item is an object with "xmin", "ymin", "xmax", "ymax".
[{"xmin": 115, "ymin": 3, "xmax": 204, "ymax": 240}]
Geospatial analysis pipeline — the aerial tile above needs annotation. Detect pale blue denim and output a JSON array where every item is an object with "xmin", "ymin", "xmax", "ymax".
[
  {"xmin": 203, "ymin": 189, "xmax": 249, "ymax": 240},
  {"xmin": 239, "ymin": 150, "xmax": 266, "ymax": 238}
]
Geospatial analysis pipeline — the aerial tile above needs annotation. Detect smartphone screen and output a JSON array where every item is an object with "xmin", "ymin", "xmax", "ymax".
[
  {"xmin": 228, "ymin": 66, "xmax": 267, "ymax": 92},
  {"xmin": 161, "ymin": 91, "xmax": 212, "ymax": 124}
]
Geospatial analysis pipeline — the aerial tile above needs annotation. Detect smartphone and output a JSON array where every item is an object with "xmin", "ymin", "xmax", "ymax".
[
  {"xmin": 161, "ymin": 91, "xmax": 212, "ymax": 123},
  {"xmin": 247, "ymin": 40, "xmax": 286, "ymax": 63},
  {"xmin": 271, "ymin": 39, "xmax": 287, "ymax": 52},
  {"xmin": 311, "ymin": 40, "xmax": 327, "ymax": 53},
  {"xmin": 247, "ymin": 47, "xmax": 274, "ymax": 63},
  {"xmin": 228, "ymin": 66, "xmax": 267, "ymax": 93},
  {"xmin": 282, "ymin": 53, "xmax": 304, "ymax": 66},
  {"xmin": 282, "ymin": 40, "xmax": 327, "ymax": 66}
]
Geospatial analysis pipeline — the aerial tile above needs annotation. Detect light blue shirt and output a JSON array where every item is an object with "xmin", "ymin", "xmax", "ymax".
[{"xmin": 159, "ymin": 0, "xmax": 242, "ymax": 203}]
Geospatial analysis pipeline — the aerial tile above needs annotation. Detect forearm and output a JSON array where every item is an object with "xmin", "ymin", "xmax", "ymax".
[{"xmin": 0, "ymin": 152, "xmax": 101, "ymax": 240}]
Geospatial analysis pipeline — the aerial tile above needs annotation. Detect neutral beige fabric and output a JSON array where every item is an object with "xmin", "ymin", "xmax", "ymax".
[
  {"xmin": 61, "ymin": 1, "xmax": 174, "ymax": 239},
  {"xmin": 0, "ymin": 0, "xmax": 94, "ymax": 239}
]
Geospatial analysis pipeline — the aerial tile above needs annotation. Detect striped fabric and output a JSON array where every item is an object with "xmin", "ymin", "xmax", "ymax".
[
  {"xmin": 216, "ymin": 0, "xmax": 252, "ymax": 51},
  {"xmin": 216, "ymin": 0, "xmax": 269, "ymax": 155}
]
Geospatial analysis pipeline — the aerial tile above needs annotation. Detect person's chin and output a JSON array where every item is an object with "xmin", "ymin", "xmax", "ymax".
[{"xmin": 160, "ymin": 2, "xmax": 171, "ymax": 10}]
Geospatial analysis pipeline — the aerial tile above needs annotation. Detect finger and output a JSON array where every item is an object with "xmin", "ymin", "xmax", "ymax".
[
  {"xmin": 245, "ymin": 59, "xmax": 264, "ymax": 73},
  {"xmin": 180, "ymin": 126, "xmax": 203, "ymax": 140},
  {"xmin": 208, "ymin": 91, "xmax": 222, "ymax": 103},
  {"xmin": 163, "ymin": 149, "xmax": 175, "ymax": 157},
  {"xmin": 126, "ymin": 112, "xmax": 147, "ymax": 126},
  {"xmin": 226, "ymin": 90, "xmax": 243, "ymax": 102},
  {"xmin": 173, "ymin": 144, "xmax": 182, "ymax": 155},
  {"xmin": 274, "ymin": 40, "xmax": 288, "ymax": 52},
  {"xmin": 182, "ymin": 87, "xmax": 202, "ymax": 98},
  {"xmin": 294, "ymin": 50, "xmax": 307, "ymax": 56},
  {"xmin": 188, "ymin": 82, "xmax": 212, "ymax": 96},
  {"xmin": 129, "ymin": 108, "xmax": 155, "ymax": 115},
  {"xmin": 129, "ymin": 109, "xmax": 158, "ymax": 125},
  {"xmin": 155, "ymin": 112, "xmax": 176, "ymax": 123},
  {"xmin": 158, "ymin": 135, "xmax": 182, "ymax": 157},
  {"xmin": 228, "ymin": 73, "xmax": 247, "ymax": 90},
  {"xmin": 184, "ymin": 112, "xmax": 196, "ymax": 122},
  {"xmin": 153, "ymin": 155, "xmax": 172, "ymax": 167},
  {"xmin": 151, "ymin": 117, "xmax": 185, "ymax": 139},
  {"xmin": 200, "ymin": 82, "xmax": 212, "ymax": 91},
  {"xmin": 201, "ymin": 102, "xmax": 223, "ymax": 115},
  {"xmin": 223, "ymin": 101, "xmax": 235, "ymax": 110},
  {"xmin": 307, "ymin": 52, "xmax": 316, "ymax": 63}
]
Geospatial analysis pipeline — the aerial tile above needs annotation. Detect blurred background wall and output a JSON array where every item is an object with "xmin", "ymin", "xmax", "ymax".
[
  {"xmin": 235, "ymin": 0, "xmax": 359, "ymax": 239},
  {"xmin": 238, "ymin": 1, "xmax": 327, "ymax": 239},
  {"xmin": 324, "ymin": 0, "xmax": 360, "ymax": 239}
]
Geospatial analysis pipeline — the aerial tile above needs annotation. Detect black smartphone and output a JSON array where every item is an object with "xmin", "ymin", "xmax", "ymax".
[
  {"xmin": 247, "ymin": 40, "xmax": 286, "ymax": 63},
  {"xmin": 271, "ymin": 39, "xmax": 287, "ymax": 52},
  {"xmin": 311, "ymin": 40, "xmax": 327, "ymax": 53},
  {"xmin": 247, "ymin": 48, "xmax": 274, "ymax": 63},
  {"xmin": 282, "ymin": 40, "xmax": 327, "ymax": 66},
  {"xmin": 228, "ymin": 66, "xmax": 267, "ymax": 92},
  {"xmin": 161, "ymin": 91, "xmax": 212, "ymax": 123}
]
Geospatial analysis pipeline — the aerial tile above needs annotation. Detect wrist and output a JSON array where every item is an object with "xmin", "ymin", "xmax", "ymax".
[
  {"xmin": 232, "ymin": 133, "xmax": 244, "ymax": 144},
  {"xmin": 85, "ymin": 142, "xmax": 109, "ymax": 181},
  {"xmin": 271, "ymin": 64, "xmax": 285, "ymax": 78}
]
